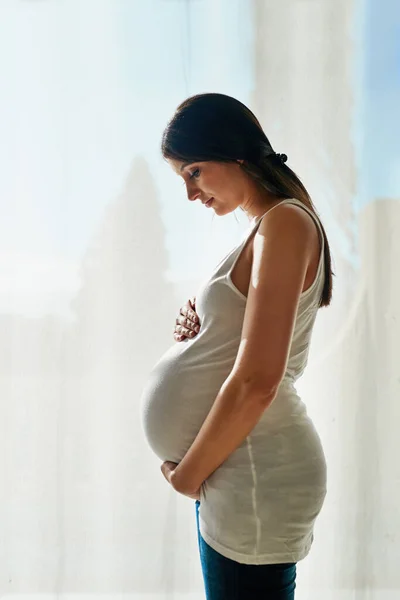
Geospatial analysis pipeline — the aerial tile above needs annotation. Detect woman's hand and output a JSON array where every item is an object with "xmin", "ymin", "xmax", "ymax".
[
  {"xmin": 161, "ymin": 461, "xmax": 201, "ymax": 501},
  {"xmin": 174, "ymin": 296, "xmax": 200, "ymax": 342}
]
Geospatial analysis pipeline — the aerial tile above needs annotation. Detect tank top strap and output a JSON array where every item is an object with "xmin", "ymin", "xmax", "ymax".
[
  {"xmin": 214, "ymin": 198, "xmax": 325, "ymax": 290},
  {"xmin": 251, "ymin": 198, "xmax": 325, "ymax": 303},
  {"xmin": 252, "ymin": 198, "xmax": 324, "ymax": 252},
  {"xmin": 253, "ymin": 197, "xmax": 318, "ymax": 225}
]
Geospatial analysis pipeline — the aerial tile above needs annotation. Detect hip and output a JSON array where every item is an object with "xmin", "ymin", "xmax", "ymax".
[
  {"xmin": 200, "ymin": 422, "xmax": 327, "ymax": 506},
  {"xmin": 195, "ymin": 500, "xmax": 297, "ymax": 598}
]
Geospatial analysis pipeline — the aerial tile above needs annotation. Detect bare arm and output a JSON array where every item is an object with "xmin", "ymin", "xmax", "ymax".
[{"xmin": 171, "ymin": 205, "xmax": 315, "ymax": 495}]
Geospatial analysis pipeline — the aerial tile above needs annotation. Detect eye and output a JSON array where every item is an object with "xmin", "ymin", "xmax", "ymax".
[
  {"xmin": 181, "ymin": 167, "xmax": 201, "ymax": 185},
  {"xmin": 189, "ymin": 168, "xmax": 201, "ymax": 179}
]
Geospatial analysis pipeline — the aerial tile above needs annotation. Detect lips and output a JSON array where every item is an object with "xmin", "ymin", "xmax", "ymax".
[{"xmin": 204, "ymin": 197, "xmax": 214, "ymax": 205}]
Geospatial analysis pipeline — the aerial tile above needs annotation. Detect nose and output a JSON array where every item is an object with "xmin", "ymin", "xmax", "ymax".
[{"xmin": 186, "ymin": 181, "xmax": 201, "ymax": 202}]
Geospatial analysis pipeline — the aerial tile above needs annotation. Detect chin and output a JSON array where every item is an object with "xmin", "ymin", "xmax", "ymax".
[
  {"xmin": 219, "ymin": 205, "xmax": 236, "ymax": 216},
  {"xmin": 210, "ymin": 202, "xmax": 231, "ymax": 216}
]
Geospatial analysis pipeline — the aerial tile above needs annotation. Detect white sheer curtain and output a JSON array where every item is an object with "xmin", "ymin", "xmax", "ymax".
[{"xmin": 1, "ymin": 0, "xmax": 399, "ymax": 597}]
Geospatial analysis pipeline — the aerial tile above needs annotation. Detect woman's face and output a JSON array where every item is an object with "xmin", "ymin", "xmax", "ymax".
[{"xmin": 167, "ymin": 158, "xmax": 248, "ymax": 216}]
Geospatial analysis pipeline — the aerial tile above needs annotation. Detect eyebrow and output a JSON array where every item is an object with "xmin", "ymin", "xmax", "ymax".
[{"xmin": 180, "ymin": 162, "xmax": 194, "ymax": 172}]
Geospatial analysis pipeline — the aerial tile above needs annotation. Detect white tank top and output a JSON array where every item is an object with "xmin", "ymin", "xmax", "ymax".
[{"xmin": 140, "ymin": 198, "xmax": 328, "ymax": 564}]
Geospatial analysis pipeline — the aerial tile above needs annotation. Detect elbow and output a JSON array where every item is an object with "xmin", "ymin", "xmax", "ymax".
[{"xmin": 233, "ymin": 371, "xmax": 282, "ymax": 406}]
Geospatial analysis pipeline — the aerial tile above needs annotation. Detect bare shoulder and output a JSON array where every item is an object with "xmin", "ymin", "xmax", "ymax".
[
  {"xmin": 253, "ymin": 201, "xmax": 321, "ymax": 296},
  {"xmin": 231, "ymin": 202, "xmax": 321, "ymax": 387},
  {"xmin": 256, "ymin": 202, "xmax": 318, "ymax": 244}
]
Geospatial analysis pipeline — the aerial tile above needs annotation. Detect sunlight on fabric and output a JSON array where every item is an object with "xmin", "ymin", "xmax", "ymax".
[{"xmin": 1, "ymin": 0, "xmax": 399, "ymax": 597}]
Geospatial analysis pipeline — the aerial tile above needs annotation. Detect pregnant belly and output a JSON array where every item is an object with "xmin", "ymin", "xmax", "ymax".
[
  {"xmin": 140, "ymin": 343, "xmax": 230, "ymax": 463},
  {"xmin": 141, "ymin": 378, "xmax": 208, "ymax": 463}
]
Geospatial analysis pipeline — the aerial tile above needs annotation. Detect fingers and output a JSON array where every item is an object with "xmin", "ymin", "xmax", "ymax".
[
  {"xmin": 182, "ymin": 301, "xmax": 199, "ymax": 325},
  {"xmin": 174, "ymin": 298, "xmax": 200, "ymax": 341},
  {"xmin": 177, "ymin": 314, "xmax": 200, "ymax": 333},
  {"xmin": 174, "ymin": 318, "xmax": 199, "ymax": 339}
]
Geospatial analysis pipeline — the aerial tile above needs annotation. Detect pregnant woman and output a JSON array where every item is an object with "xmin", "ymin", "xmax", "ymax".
[{"xmin": 140, "ymin": 93, "xmax": 333, "ymax": 599}]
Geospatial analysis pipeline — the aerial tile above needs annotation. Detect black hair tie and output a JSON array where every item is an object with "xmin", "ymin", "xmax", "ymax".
[
  {"xmin": 276, "ymin": 153, "xmax": 288, "ymax": 164},
  {"xmin": 246, "ymin": 147, "xmax": 288, "ymax": 165}
]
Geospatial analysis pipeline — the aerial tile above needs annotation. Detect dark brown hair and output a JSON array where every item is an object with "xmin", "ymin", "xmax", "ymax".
[{"xmin": 161, "ymin": 93, "xmax": 334, "ymax": 307}]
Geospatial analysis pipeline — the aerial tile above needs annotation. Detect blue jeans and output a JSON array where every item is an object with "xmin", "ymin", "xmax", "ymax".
[{"xmin": 195, "ymin": 501, "xmax": 296, "ymax": 599}]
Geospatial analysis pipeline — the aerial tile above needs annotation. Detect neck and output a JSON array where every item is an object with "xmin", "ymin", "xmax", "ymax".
[
  {"xmin": 244, "ymin": 198, "xmax": 289, "ymax": 223},
  {"xmin": 241, "ymin": 186, "xmax": 287, "ymax": 222}
]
